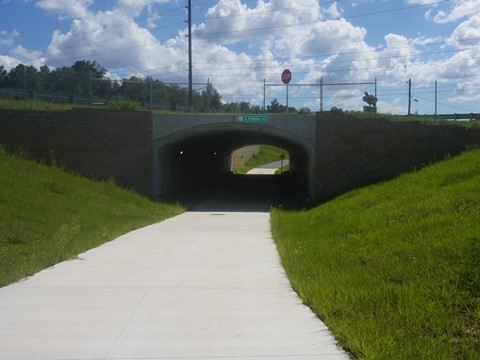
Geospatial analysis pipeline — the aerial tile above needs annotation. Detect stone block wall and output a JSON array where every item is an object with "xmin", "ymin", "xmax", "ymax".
[
  {"xmin": 3, "ymin": 108, "xmax": 479, "ymax": 200},
  {"xmin": 0, "ymin": 108, "xmax": 154, "ymax": 195},
  {"xmin": 231, "ymin": 145, "xmax": 261, "ymax": 170},
  {"xmin": 314, "ymin": 112, "xmax": 480, "ymax": 199}
]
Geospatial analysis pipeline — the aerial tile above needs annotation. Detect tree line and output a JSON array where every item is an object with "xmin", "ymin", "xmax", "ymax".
[{"xmin": 0, "ymin": 60, "xmax": 305, "ymax": 113}]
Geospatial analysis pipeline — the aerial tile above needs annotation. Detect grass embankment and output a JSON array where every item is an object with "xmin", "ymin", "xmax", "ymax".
[
  {"xmin": 0, "ymin": 98, "xmax": 151, "ymax": 112},
  {"xmin": 0, "ymin": 98, "xmax": 74, "ymax": 111},
  {"xmin": 234, "ymin": 145, "xmax": 288, "ymax": 174},
  {"xmin": 275, "ymin": 165, "xmax": 290, "ymax": 174},
  {"xmin": 0, "ymin": 149, "xmax": 184, "ymax": 287},
  {"xmin": 272, "ymin": 149, "xmax": 480, "ymax": 359},
  {"xmin": 347, "ymin": 111, "xmax": 480, "ymax": 128}
]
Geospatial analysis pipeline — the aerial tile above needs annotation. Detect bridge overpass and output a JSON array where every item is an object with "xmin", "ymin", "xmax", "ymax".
[
  {"xmin": 1, "ymin": 108, "xmax": 479, "ymax": 201},
  {"xmin": 151, "ymin": 114, "xmax": 315, "ymax": 198}
]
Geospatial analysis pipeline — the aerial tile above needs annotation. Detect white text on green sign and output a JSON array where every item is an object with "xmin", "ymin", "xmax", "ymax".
[{"xmin": 237, "ymin": 115, "xmax": 269, "ymax": 122}]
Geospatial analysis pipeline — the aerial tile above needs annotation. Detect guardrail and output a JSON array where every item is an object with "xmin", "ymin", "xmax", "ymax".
[{"xmin": 433, "ymin": 113, "xmax": 480, "ymax": 121}]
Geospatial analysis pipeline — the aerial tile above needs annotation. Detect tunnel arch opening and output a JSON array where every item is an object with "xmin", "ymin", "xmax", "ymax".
[
  {"xmin": 231, "ymin": 145, "xmax": 290, "ymax": 175},
  {"xmin": 153, "ymin": 122, "xmax": 314, "ymax": 206}
]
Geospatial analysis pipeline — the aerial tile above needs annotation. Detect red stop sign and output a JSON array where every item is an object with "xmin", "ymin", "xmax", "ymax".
[{"xmin": 281, "ymin": 69, "xmax": 292, "ymax": 84}]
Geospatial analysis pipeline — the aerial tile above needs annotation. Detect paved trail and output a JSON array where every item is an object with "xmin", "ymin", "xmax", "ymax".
[
  {"xmin": 247, "ymin": 159, "xmax": 289, "ymax": 175},
  {"xmin": 0, "ymin": 176, "xmax": 347, "ymax": 360}
]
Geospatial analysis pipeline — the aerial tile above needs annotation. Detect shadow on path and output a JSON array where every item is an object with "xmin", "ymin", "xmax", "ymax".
[{"xmin": 187, "ymin": 174, "xmax": 305, "ymax": 212}]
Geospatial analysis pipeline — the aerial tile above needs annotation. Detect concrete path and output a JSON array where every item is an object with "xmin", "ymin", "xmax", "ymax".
[
  {"xmin": 247, "ymin": 159, "xmax": 289, "ymax": 175},
  {"xmin": 0, "ymin": 186, "xmax": 347, "ymax": 359}
]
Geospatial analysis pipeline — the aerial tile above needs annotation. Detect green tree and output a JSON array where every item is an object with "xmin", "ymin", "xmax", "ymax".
[
  {"xmin": 250, "ymin": 105, "xmax": 261, "ymax": 113},
  {"xmin": 219, "ymin": 101, "xmax": 261, "ymax": 114},
  {"xmin": 5, "ymin": 64, "xmax": 40, "ymax": 93},
  {"xmin": 0, "ymin": 60, "xmax": 235, "ymax": 109},
  {"xmin": 0, "ymin": 65, "xmax": 7, "ymax": 88},
  {"xmin": 166, "ymin": 83, "xmax": 191, "ymax": 110},
  {"xmin": 6, "ymin": 64, "xmax": 25, "ymax": 89},
  {"xmin": 37, "ymin": 65, "xmax": 51, "ymax": 92},
  {"xmin": 200, "ymin": 82, "xmax": 221, "ymax": 112},
  {"xmin": 26, "ymin": 65, "xmax": 41, "ymax": 92},
  {"xmin": 238, "ymin": 101, "xmax": 251, "ymax": 113},
  {"xmin": 151, "ymin": 80, "xmax": 168, "ymax": 107},
  {"xmin": 117, "ymin": 76, "xmax": 149, "ymax": 103},
  {"xmin": 267, "ymin": 98, "xmax": 285, "ymax": 113},
  {"xmin": 70, "ymin": 60, "xmax": 108, "ymax": 98},
  {"xmin": 223, "ymin": 102, "xmax": 240, "ymax": 113},
  {"xmin": 47, "ymin": 66, "xmax": 71, "ymax": 94}
]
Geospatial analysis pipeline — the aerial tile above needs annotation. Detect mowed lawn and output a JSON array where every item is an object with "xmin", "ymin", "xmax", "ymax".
[
  {"xmin": 272, "ymin": 149, "xmax": 480, "ymax": 359},
  {"xmin": 0, "ymin": 148, "xmax": 184, "ymax": 287}
]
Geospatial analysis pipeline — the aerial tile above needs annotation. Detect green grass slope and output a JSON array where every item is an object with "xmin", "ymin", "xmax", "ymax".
[
  {"xmin": 234, "ymin": 145, "xmax": 288, "ymax": 174},
  {"xmin": 0, "ymin": 148, "xmax": 184, "ymax": 287},
  {"xmin": 272, "ymin": 149, "xmax": 480, "ymax": 359}
]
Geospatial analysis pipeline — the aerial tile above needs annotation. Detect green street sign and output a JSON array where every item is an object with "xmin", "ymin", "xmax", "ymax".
[{"xmin": 236, "ymin": 115, "xmax": 269, "ymax": 123}]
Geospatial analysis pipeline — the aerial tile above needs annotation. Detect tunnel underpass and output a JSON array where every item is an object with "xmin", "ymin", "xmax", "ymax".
[{"xmin": 153, "ymin": 126, "xmax": 312, "ymax": 209}]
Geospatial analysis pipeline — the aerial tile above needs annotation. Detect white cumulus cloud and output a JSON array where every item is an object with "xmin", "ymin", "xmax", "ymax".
[
  {"xmin": 0, "ymin": 29, "xmax": 20, "ymax": 46},
  {"xmin": 2, "ymin": 0, "xmax": 479, "ymax": 114},
  {"xmin": 448, "ymin": 12, "xmax": 480, "ymax": 47},
  {"xmin": 35, "ymin": 0, "xmax": 93, "ymax": 19}
]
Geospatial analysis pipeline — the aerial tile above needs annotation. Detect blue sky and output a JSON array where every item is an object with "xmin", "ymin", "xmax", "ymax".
[{"xmin": 1, "ymin": 0, "xmax": 479, "ymax": 114}]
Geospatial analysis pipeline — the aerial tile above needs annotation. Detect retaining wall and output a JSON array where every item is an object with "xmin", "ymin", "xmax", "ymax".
[
  {"xmin": 0, "ymin": 108, "xmax": 153, "ymax": 195},
  {"xmin": 314, "ymin": 112, "xmax": 480, "ymax": 198},
  {"xmin": 231, "ymin": 145, "xmax": 261, "ymax": 170},
  {"xmin": 2, "ymin": 108, "xmax": 479, "ymax": 200}
]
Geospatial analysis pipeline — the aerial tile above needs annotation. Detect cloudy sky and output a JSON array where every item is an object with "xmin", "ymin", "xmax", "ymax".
[{"xmin": 1, "ymin": 0, "xmax": 479, "ymax": 114}]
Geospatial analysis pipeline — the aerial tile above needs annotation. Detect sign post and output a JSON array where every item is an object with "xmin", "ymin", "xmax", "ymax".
[
  {"xmin": 279, "ymin": 153, "xmax": 286, "ymax": 174},
  {"xmin": 281, "ymin": 69, "xmax": 292, "ymax": 113}
]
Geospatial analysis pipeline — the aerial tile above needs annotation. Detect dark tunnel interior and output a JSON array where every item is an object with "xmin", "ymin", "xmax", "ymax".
[{"xmin": 154, "ymin": 128, "xmax": 311, "ymax": 209}]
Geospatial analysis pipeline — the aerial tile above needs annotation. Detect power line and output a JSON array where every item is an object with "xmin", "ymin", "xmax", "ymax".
[
  {"xmin": 345, "ymin": 0, "xmax": 451, "ymax": 19},
  {"xmin": 48, "ymin": 36, "xmax": 479, "ymax": 75},
  {"xmin": 197, "ymin": 0, "xmax": 452, "ymax": 37},
  {"xmin": 10, "ymin": 6, "xmax": 185, "ymax": 47},
  {"xmin": 44, "ymin": 21, "xmax": 185, "ymax": 53},
  {"xmin": 195, "ymin": 47, "xmax": 480, "ymax": 80},
  {"xmin": 192, "ymin": 46, "xmax": 480, "ymax": 74},
  {"xmin": 195, "ymin": 2, "xmax": 333, "ymax": 22},
  {"xmin": 6, "ymin": 0, "xmax": 466, "ymax": 74},
  {"xmin": 190, "ymin": 36, "xmax": 480, "ymax": 69},
  {"xmin": 6, "ymin": 0, "xmax": 335, "ymax": 48}
]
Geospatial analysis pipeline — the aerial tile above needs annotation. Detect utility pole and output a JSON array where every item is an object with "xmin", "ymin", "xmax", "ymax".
[
  {"xmin": 434, "ymin": 80, "xmax": 437, "ymax": 121},
  {"xmin": 23, "ymin": 64, "xmax": 27, "ymax": 110},
  {"xmin": 320, "ymin": 77, "xmax": 323, "ymax": 112},
  {"xmin": 89, "ymin": 70, "xmax": 92, "ymax": 105},
  {"xmin": 150, "ymin": 78, "xmax": 153, "ymax": 110},
  {"xmin": 185, "ymin": 0, "xmax": 193, "ymax": 107},
  {"xmin": 286, "ymin": 83, "xmax": 289, "ymax": 114},
  {"xmin": 263, "ymin": 78, "xmax": 266, "ymax": 113},
  {"xmin": 408, "ymin": 78, "xmax": 412, "ymax": 115},
  {"xmin": 207, "ymin": 78, "xmax": 210, "ymax": 113}
]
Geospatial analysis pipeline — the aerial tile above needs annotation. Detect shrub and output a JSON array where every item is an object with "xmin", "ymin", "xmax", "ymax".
[{"xmin": 107, "ymin": 98, "xmax": 142, "ymax": 110}]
